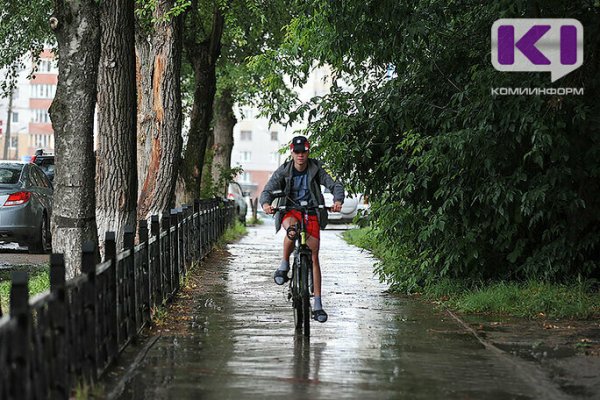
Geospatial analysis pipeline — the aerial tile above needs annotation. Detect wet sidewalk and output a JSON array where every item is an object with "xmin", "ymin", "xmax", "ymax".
[{"xmin": 101, "ymin": 223, "xmax": 576, "ymax": 399}]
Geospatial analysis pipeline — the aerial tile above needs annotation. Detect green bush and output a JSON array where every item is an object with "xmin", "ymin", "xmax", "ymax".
[{"xmin": 299, "ymin": 1, "xmax": 600, "ymax": 286}]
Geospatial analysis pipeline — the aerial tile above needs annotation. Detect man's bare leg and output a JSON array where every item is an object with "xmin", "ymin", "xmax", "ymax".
[{"xmin": 274, "ymin": 217, "xmax": 298, "ymax": 285}]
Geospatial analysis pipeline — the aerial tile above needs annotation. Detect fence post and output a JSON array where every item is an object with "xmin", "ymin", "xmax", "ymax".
[
  {"xmin": 201, "ymin": 201, "xmax": 208, "ymax": 258},
  {"xmin": 138, "ymin": 220, "xmax": 151, "ymax": 325},
  {"xmin": 104, "ymin": 232, "xmax": 118, "ymax": 360},
  {"xmin": 193, "ymin": 199, "xmax": 201, "ymax": 259},
  {"xmin": 49, "ymin": 254, "xmax": 68, "ymax": 399},
  {"xmin": 10, "ymin": 271, "xmax": 31, "ymax": 399},
  {"xmin": 161, "ymin": 211, "xmax": 172, "ymax": 299},
  {"xmin": 151, "ymin": 215, "xmax": 161, "ymax": 306},
  {"xmin": 123, "ymin": 226, "xmax": 136, "ymax": 340},
  {"xmin": 81, "ymin": 240, "xmax": 98, "ymax": 383},
  {"xmin": 170, "ymin": 209, "xmax": 180, "ymax": 292},
  {"xmin": 181, "ymin": 205, "xmax": 190, "ymax": 267}
]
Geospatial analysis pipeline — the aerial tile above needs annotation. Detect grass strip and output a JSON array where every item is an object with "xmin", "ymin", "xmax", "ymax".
[
  {"xmin": 344, "ymin": 227, "xmax": 600, "ymax": 319},
  {"xmin": 1, "ymin": 266, "xmax": 50, "ymax": 314}
]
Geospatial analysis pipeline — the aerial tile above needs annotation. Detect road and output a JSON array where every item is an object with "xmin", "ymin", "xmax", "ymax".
[{"xmin": 102, "ymin": 223, "xmax": 569, "ymax": 399}]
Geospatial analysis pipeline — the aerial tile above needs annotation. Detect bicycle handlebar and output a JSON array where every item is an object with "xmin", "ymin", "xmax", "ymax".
[{"xmin": 276, "ymin": 204, "xmax": 332, "ymax": 212}]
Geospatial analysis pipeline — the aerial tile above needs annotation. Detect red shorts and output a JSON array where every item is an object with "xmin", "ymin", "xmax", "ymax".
[{"xmin": 282, "ymin": 210, "xmax": 320, "ymax": 240}]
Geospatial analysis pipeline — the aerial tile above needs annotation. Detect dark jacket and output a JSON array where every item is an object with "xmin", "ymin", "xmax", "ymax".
[{"xmin": 259, "ymin": 158, "xmax": 345, "ymax": 232}]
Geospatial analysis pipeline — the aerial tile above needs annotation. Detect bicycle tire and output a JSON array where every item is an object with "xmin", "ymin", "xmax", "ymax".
[
  {"xmin": 292, "ymin": 258, "xmax": 303, "ymax": 332},
  {"xmin": 299, "ymin": 253, "xmax": 311, "ymax": 337}
]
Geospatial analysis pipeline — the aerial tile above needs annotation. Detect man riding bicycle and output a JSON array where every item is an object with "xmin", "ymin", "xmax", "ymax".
[{"xmin": 260, "ymin": 136, "xmax": 344, "ymax": 323}]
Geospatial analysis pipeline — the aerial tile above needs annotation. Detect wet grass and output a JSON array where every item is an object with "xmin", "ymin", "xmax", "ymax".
[
  {"xmin": 247, "ymin": 216, "xmax": 264, "ymax": 225},
  {"xmin": 0, "ymin": 265, "xmax": 50, "ymax": 315},
  {"xmin": 425, "ymin": 279, "xmax": 600, "ymax": 319},
  {"xmin": 217, "ymin": 220, "xmax": 248, "ymax": 246},
  {"xmin": 343, "ymin": 228, "xmax": 600, "ymax": 320}
]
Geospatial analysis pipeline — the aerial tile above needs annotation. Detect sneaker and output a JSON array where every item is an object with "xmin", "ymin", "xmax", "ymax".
[
  {"xmin": 312, "ymin": 309, "xmax": 328, "ymax": 323},
  {"xmin": 274, "ymin": 269, "xmax": 289, "ymax": 285}
]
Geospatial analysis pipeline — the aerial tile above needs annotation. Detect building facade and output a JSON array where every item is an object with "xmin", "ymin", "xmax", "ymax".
[{"xmin": 0, "ymin": 49, "xmax": 57, "ymax": 160}]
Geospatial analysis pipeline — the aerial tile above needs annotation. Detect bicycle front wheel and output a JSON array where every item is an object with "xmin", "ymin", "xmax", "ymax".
[{"xmin": 299, "ymin": 254, "xmax": 311, "ymax": 337}]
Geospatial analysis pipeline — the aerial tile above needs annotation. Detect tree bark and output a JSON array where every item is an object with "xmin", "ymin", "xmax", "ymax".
[
  {"xmin": 136, "ymin": 0, "xmax": 183, "ymax": 220},
  {"xmin": 211, "ymin": 88, "xmax": 236, "ymax": 196},
  {"xmin": 96, "ymin": 0, "xmax": 138, "ymax": 250},
  {"xmin": 178, "ymin": 6, "xmax": 224, "ymax": 202},
  {"xmin": 49, "ymin": 0, "xmax": 100, "ymax": 278}
]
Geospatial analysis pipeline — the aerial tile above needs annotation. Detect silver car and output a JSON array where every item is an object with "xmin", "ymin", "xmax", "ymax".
[
  {"xmin": 0, "ymin": 161, "xmax": 53, "ymax": 253},
  {"xmin": 228, "ymin": 182, "xmax": 249, "ymax": 225}
]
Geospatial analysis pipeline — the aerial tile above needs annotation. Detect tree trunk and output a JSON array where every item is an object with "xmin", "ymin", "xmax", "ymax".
[
  {"xmin": 136, "ymin": 0, "xmax": 183, "ymax": 220},
  {"xmin": 178, "ymin": 6, "xmax": 224, "ymax": 202},
  {"xmin": 211, "ymin": 88, "xmax": 236, "ymax": 196},
  {"xmin": 96, "ymin": 0, "xmax": 138, "ymax": 250},
  {"xmin": 3, "ymin": 90, "xmax": 13, "ymax": 159},
  {"xmin": 49, "ymin": 0, "xmax": 100, "ymax": 278}
]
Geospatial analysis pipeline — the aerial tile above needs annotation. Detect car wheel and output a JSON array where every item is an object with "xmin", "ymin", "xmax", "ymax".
[{"xmin": 29, "ymin": 214, "xmax": 51, "ymax": 254}]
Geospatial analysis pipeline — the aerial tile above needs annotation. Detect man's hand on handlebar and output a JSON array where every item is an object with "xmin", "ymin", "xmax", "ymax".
[
  {"xmin": 262, "ymin": 203, "xmax": 275, "ymax": 215},
  {"xmin": 331, "ymin": 201, "xmax": 342, "ymax": 213}
]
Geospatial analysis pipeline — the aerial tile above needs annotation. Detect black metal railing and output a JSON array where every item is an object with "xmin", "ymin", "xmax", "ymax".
[{"xmin": 0, "ymin": 198, "xmax": 235, "ymax": 399}]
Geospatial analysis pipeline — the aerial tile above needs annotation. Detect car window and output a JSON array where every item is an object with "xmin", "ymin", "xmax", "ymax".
[
  {"xmin": 29, "ymin": 167, "xmax": 42, "ymax": 187},
  {"xmin": 0, "ymin": 164, "xmax": 23, "ymax": 184},
  {"xmin": 230, "ymin": 183, "xmax": 242, "ymax": 196},
  {"xmin": 33, "ymin": 167, "xmax": 51, "ymax": 188}
]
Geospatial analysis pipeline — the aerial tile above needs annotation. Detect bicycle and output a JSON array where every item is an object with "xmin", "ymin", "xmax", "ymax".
[{"xmin": 270, "ymin": 192, "xmax": 329, "ymax": 337}]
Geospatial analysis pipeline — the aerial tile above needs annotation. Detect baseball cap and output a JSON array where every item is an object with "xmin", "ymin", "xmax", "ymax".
[{"xmin": 290, "ymin": 136, "xmax": 310, "ymax": 153}]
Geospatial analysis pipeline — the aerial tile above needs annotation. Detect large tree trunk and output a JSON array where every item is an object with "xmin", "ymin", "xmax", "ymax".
[
  {"xmin": 96, "ymin": 0, "xmax": 138, "ymax": 250},
  {"xmin": 178, "ymin": 6, "xmax": 224, "ymax": 202},
  {"xmin": 211, "ymin": 88, "xmax": 236, "ymax": 196},
  {"xmin": 49, "ymin": 0, "xmax": 100, "ymax": 278},
  {"xmin": 136, "ymin": 0, "xmax": 183, "ymax": 220}
]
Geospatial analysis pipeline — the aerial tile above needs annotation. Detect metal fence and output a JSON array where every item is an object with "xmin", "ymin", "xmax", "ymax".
[{"xmin": 0, "ymin": 198, "xmax": 235, "ymax": 399}]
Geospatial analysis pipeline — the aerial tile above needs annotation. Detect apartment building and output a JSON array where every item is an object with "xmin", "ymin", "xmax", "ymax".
[
  {"xmin": 0, "ymin": 49, "xmax": 57, "ymax": 160},
  {"xmin": 231, "ymin": 66, "xmax": 333, "ymax": 200}
]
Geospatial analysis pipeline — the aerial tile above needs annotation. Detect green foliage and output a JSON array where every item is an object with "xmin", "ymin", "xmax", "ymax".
[
  {"xmin": 0, "ymin": 0, "xmax": 53, "ymax": 93},
  {"xmin": 218, "ymin": 220, "xmax": 247, "ymax": 246},
  {"xmin": 0, "ymin": 266, "xmax": 50, "ymax": 313},
  {"xmin": 267, "ymin": 1, "xmax": 600, "ymax": 286}
]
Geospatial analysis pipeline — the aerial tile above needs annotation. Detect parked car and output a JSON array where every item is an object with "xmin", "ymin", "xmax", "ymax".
[
  {"xmin": 322, "ymin": 186, "xmax": 363, "ymax": 224},
  {"xmin": 0, "ymin": 161, "xmax": 53, "ymax": 253},
  {"xmin": 227, "ymin": 182, "xmax": 249, "ymax": 224},
  {"xmin": 31, "ymin": 148, "xmax": 55, "ymax": 182}
]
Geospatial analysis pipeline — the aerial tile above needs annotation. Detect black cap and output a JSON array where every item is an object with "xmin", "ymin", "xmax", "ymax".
[{"xmin": 290, "ymin": 136, "xmax": 310, "ymax": 153}]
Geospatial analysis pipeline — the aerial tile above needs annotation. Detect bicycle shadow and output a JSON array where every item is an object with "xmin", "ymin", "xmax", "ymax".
[{"xmin": 292, "ymin": 334, "xmax": 327, "ymax": 389}]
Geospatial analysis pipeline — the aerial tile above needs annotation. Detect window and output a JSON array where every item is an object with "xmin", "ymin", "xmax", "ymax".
[
  {"xmin": 37, "ymin": 59, "xmax": 54, "ymax": 73},
  {"xmin": 33, "ymin": 109, "xmax": 50, "ymax": 123},
  {"xmin": 240, "ymin": 151, "xmax": 251, "ymax": 162},
  {"xmin": 240, "ymin": 172, "xmax": 251, "ymax": 183},
  {"xmin": 31, "ymin": 84, "xmax": 56, "ymax": 99},
  {"xmin": 8, "ymin": 137, "xmax": 17, "ymax": 149},
  {"xmin": 241, "ymin": 107, "xmax": 254, "ymax": 119},
  {"xmin": 33, "ymin": 134, "xmax": 51, "ymax": 148},
  {"xmin": 12, "ymin": 112, "xmax": 19, "ymax": 123},
  {"xmin": 240, "ymin": 130, "xmax": 252, "ymax": 141},
  {"xmin": 270, "ymin": 131, "xmax": 278, "ymax": 141}
]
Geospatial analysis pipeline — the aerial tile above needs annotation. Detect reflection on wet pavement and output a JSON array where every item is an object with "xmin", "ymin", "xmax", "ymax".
[{"xmin": 108, "ymin": 224, "xmax": 559, "ymax": 399}]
